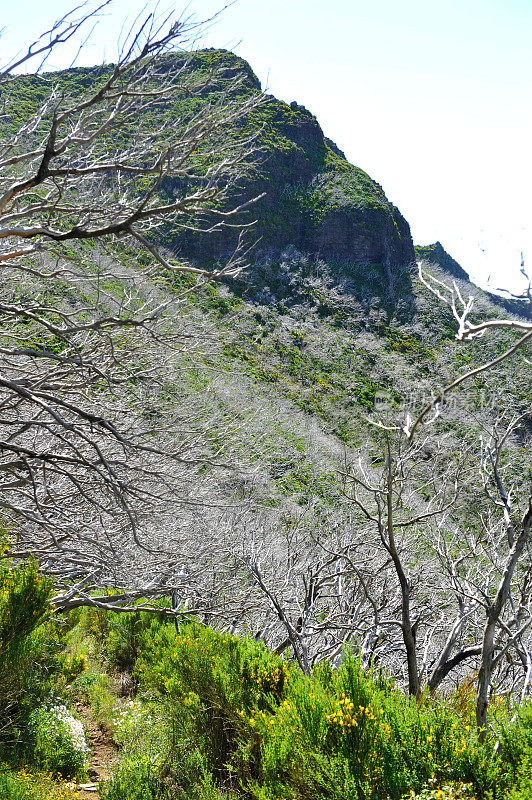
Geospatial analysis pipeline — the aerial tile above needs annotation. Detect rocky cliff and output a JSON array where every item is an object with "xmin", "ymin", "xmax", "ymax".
[{"xmin": 178, "ymin": 50, "xmax": 416, "ymax": 296}]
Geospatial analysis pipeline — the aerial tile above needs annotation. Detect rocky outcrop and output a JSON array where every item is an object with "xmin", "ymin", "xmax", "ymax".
[{"xmin": 415, "ymin": 242, "xmax": 532, "ymax": 320}]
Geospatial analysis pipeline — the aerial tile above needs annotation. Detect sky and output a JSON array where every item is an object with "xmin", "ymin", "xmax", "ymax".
[{"xmin": 2, "ymin": 0, "xmax": 531, "ymax": 293}]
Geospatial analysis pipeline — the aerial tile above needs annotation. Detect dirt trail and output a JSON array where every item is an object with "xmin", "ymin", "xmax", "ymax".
[{"xmin": 69, "ymin": 706, "xmax": 119, "ymax": 800}]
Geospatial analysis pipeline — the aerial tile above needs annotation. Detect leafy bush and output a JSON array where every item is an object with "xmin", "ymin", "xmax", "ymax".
[
  {"xmin": 133, "ymin": 624, "xmax": 515, "ymax": 800},
  {"xmin": 0, "ymin": 557, "xmax": 54, "ymax": 747},
  {"xmin": 26, "ymin": 704, "xmax": 88, "ymax": 779},
  {"xmin": 136, "ymin": 621, "xmax": 288, "ymax": 783},
  {"xmin": 407, "ymin": 785, "xmax": 474, "ymax": 800},
  {"xmin": 104, "ymin": 613, "xmax": 147, "ymax": 672},
  {"xmin": 102, "ymin": 755, "xmax": 168, "ymax": 800},
  {"xmin": 508, "ymin": 757, "xmax": 532, "ymax": 800},
  {"xmin": 113, "ymin": 700, "xmax": 170, "ymax": 761},
  {"xmin": 94, "ymin": 607, "xmax": 173, "ymax": 674},
  {"xmin": 75, "ymin": 669, "xmax": 118, "ymax": 732},
  {"xmin": 103, "ymin": 699, "xmax": 231, "ymax": 800},
  {"xmin": 0, "ymin": 597, "xmax": 520, "ymax": 800},
  {"xmin": 498, "ymin": 703, "xmax": 532, "ymax": 800},
  {"xmin": 102, "ymin": 752, "xmax": 233, "ymax": 800}
]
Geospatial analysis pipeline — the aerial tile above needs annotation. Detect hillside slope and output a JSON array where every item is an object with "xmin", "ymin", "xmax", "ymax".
[
  {"xmin": 3, "ymin": 45, "xmax": 532, "ymax": 691},
  {"xmin": 5, "ymin": 45, "xmax": 530, "ymax": 537}
]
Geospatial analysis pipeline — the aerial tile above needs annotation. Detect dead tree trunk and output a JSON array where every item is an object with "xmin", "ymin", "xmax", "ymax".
[{"xmin": 476, "ymin": 505, "xmax": 532, "ymax": 741}]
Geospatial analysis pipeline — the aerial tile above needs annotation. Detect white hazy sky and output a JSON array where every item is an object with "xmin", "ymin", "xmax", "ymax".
[{"xmin": 2, "ymin": 0, "xmax": 531, "ymax": 292}]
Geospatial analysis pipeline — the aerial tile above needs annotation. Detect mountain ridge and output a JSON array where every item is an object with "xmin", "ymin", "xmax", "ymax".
[{"xmin": 5, "ymin": 49, "xmax": 415, "ymax": 298}]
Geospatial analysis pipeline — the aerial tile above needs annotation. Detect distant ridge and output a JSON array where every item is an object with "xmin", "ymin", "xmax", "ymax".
[{"xmin": 415, "ymin": 242, "xmax": 469, "ymax": 282}]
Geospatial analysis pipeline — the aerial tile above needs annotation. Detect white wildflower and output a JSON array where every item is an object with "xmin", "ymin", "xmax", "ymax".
[{"xmin": 48, "ymin": 704, "xmax": 90, "ymax": 755}]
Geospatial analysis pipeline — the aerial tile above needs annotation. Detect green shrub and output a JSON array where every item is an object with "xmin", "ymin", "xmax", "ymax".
[
  {"xmin": 102, "ymin": 750, "xmax": 232, "ymax": 800},
  {"xmin": 509, "ymin": 756, "xmax": 532, "ymax": 800},
  {"xmin": 26, "ymin": 705, "xmax": 88, "ymax": 779},
  {"xmin": 39, "ymin": 610, "xmax": 523, "ymax": 800},
  {"xmin": 499, "ymin": 702, "xmax": 532, "ymax": 800},
  {"xmin": 408, "ymin": 785, "xmax": 475, "ymax": 800},
  {"xmin": 498, "ymin": 700, "xmax": 532, "ymax": 768},
  {"xmin": 0, "ymin": 557, "xmax": 54, "ymax": 747},
  {"xmin": 104, "ymin": 614, "xmax": 145, "ymax": 672},
  {"xmin": 104, "ymin": 698, "xmax": 231, "ymax": 800},
  {"xmin": 75, "ymin": 670, "xmax": 118, "ymax": 732},
  {"xmin": 103, "ymin": 609, "xmax": 174, "ymax": 673},
  {"xmin": 136, "ymin": 622, "xmax": 290, "ymax": 783},
  {"xmin": 135, "ymin": 624, "xmax": 515, "ymax": 800},
  {"xmin": 113, "ymin": 700, "xmax": 170, "ymax": 761},
  {"xmin": 242, "ymin": 654, "xmax": 503, "ymax": 800}
]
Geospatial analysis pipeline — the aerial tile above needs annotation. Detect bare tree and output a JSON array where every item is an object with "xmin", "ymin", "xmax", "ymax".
[
  {"xmin": 424, "ymin": 415, "xmax": 532, "ymax": 738},
  {"xmin": 0, "ymin": 4, "xmax": 263, "ymax": 604},
  {"xmin": 406, "ymin": 265, "xmax": 532, "ymax": 440},
  {"xmin": 465, "ymin": 416, "xmax": 532, "ymax": 740},
  {"xmin": 340, "ymin": 430, "xmax": 467, "ymax": 696},
  {"xmin": 243, "ymin": 512, "xmax": 375, "ymax": 676},
  {"xmin": 412, "ymin": 264, "xmax": 532, "ymax": 734}
]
